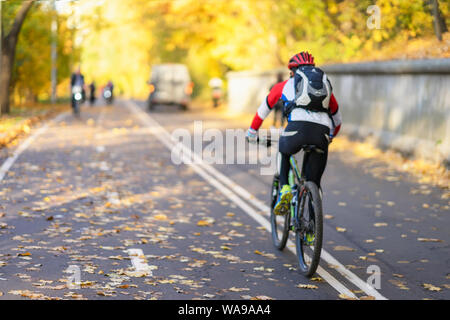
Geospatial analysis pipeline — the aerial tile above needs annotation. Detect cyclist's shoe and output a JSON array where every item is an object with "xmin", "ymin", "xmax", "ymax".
[
  {"xmin": 304, "ymin": 232, "xmax": 315, "ymax": 245},
  {"xmin": 274, "ymin": 185, "xmax": 293, "ymax": 216}
]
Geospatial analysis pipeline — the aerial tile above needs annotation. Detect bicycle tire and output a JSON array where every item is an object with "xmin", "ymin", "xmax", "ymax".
[
  {"xmin": 73, "ymin": 102, "xmax": 80, "ymax": 117},
  {"xmin": 295, "ymin": 181, "xmax": 323, "ymax": 277},
  {"xmin": 270, "ymin": 175, "xmax": 290, "ymax": 250}
]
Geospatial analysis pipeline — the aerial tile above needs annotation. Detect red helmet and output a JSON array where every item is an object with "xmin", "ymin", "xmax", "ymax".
[{"xmin": 288, "ymin": 51, "xmax": 315, "ymax": 69}]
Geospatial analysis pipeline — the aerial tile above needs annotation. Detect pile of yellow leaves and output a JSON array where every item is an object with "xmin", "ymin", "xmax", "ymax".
[{"xmin": 330, "ymin": 136, "xmax": 449, "ymax": 190}]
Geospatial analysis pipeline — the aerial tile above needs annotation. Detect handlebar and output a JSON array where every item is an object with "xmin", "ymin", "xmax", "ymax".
[{"xmin": 245, "ymin": 136, "xmax": 275, "ymax": 147}]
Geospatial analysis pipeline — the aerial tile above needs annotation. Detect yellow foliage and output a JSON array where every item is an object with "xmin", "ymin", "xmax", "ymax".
[{"xmin": 9, "ymin": 0, "xmax": 448, "ymax": 100}]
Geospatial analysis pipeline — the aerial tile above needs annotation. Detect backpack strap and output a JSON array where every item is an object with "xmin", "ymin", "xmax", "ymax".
[{"xmin": 282, "ymin": 100, "xmax": 336, "ymax": 128}]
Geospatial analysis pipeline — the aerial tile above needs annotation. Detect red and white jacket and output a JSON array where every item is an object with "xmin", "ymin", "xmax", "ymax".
[{"xmin": 250, "ymin": 77, "xmax": 342, "ymax": 136}]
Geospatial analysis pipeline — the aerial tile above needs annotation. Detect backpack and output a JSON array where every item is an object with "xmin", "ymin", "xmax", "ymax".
[{"xmin": 283, "ymin": 66, "xmax": 332, "ymax": 116}]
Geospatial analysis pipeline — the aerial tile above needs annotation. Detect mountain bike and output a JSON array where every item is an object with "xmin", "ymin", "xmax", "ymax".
[{"xmin": 267, "ymin": 140, "xmax": 324, "ymax": 277}]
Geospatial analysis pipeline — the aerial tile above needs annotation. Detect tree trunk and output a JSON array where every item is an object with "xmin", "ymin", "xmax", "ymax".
[
  {"xmin": 431, "ymin": 0, "xmax": 448, "ymax": 41},
  {"xmin": 0, "ymin": 1, "xmax": 34, "ymax": 115}
]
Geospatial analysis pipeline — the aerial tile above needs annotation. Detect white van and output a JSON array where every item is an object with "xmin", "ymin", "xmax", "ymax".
[{"xmin": 147, "ymin": 64, "xmax": 193, "ymax": 111}]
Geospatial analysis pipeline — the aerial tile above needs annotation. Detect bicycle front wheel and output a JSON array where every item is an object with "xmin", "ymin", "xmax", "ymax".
[{"xmin": 295, "ymin": 181, "xmax": 323, "ymax": 277}]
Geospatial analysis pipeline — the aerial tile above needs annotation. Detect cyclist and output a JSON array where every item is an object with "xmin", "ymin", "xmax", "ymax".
[
  {"xmin": 70, "ymin": 67, "xmax": 86, "ymax": 110},
  {"xmin": 246, "ymin": 51, "xmax": 342, "ymax": 215}
]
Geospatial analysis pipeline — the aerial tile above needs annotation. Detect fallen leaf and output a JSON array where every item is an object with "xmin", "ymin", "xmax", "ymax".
[
  {"xmin": 336, "ymin": 227, "xmax": 346, "ymax": 232},
  {"xmin": 228, "ymin": 287, "xmax": 250, "ymax": 292},
  {"xmin": 423, "ymin": 283, "xmax": 441, "ymax": 292},
  {"xmin": 230, "ymin": 221, "xmax": 243, "ymax": 227},
  {"xmin": 333, "ymin": 246, "xmax": 355, "ymax": 252},
  {"xmin": 253, "ymin": 250, "xmax": 276, "ymax": 259},
  {"xmin": 360, "ymin": 296, "xmax": 376, "ymax": 300},
  {"xmin": 389, "ymin": 279, "xmax": 409, "ymax": 290},
  {"xmin": 338, "ymin": 293, "xmax": 357, "ymax": 300},
  {"xmin": 197, "ymin": 218, "xmax": 214, "ymax": 227},
  {"xmin": 417, "ymin": 238, "xmax": 443, "ymax": 242},
  {"xmin": 251, "ymin": 295, "xmax": 274, "ymax": 300},
  {"xmin": 374, "ymin": 222, "xmax": 388, "ymax": 227},
  {"xmin": 118, "ymin": 284, "xmax": 129, "ymax": 289},
  {"xmin": 18, "ymin": 252, "xmax": 31, "ymax": 257},
  {"xmin": 297, "ymin": 284, "xmax": 318, "ymax": 289},
  {"xmin": 154, "ymin": 214, "xmax": 168, "ymax": 221}
]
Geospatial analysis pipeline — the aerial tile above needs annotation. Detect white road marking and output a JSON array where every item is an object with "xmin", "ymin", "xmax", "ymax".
[
  {"xmin": 0, "ymin": 112, "xmax": 68, "ymax": 183},
  {"xmin": 126, "ymin": 100, "xmax": 384, "ymax": 299}
]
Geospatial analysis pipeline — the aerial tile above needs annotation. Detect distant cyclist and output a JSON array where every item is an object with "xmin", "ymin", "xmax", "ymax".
[
  {"xmin": 89, "ymin": 81, "xmax": 96, "ymax": 106},
  {"xmin": 70, "ymin": 67, "xmax": 86, "ymax": 109},
  {"xmin": 271, "ymin": 72, "xmax": 285, "ymax": 127},
  {"xmin": 103, "ymin": 80, "xmax": 114, "ymax": 104},
  {"xmin": 246, "ymin": 51, "xmax": 342, "ymax": 215}
]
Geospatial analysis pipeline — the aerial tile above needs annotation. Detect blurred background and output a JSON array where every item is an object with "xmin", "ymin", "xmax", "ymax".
[
  {"xmin": 0, "ymin": 0, "xmax": 449, "ymax": 162},
  {"xmin": 1, "ymin": 0, "xmax": 448, "ymax": 104}
]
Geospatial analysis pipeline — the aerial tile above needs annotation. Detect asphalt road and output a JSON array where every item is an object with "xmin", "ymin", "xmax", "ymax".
[{"xmin": 0, "ymin": 100, "xmax": 448, "ymax": 300}]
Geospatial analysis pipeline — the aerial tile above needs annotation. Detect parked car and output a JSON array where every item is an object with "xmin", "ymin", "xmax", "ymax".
[{"xmin": 147, "ymin": 64, "xmax": 194, "ymax": 111}]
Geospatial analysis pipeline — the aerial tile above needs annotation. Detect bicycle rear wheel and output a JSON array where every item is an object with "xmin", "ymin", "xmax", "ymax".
[
  {"xmin": 295, "ymin": 181, "xmax": 323, "ymax": 277},
  {"xmin": 270, "ymin": 175, "xmax": 290, "ymax": 250}
]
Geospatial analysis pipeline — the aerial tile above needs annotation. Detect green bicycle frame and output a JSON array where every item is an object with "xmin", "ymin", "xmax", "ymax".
[{"xmin": 288, "ymin": 155, "xmax": 302, "ymax": 219}]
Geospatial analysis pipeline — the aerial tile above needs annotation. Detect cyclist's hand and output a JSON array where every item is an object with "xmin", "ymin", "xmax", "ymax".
[
  {"xmin": 246, "ymin": 128, "xmax": 258, "ymax": 144},
  {"xmin": 328, "ymin": 133, "xmax": 334, "ymax": 144}
]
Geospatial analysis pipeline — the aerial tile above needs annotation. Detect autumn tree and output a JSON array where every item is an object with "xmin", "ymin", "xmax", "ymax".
[
  {"xmin": 76, "ymin": 0, "xmax": 450, "ymax": 99},
  {"xmin": 429, "ymin": 0, "xmax": 448, "ymax": 41},
  {"xmin": 1, "ymin": 0, "xmax": 34, "ymax": 114}
]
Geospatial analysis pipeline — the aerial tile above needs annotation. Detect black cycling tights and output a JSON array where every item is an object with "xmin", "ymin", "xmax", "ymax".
[{"xmin": 279, "ymin": 121, "xmax": 329, "ymax": 189}]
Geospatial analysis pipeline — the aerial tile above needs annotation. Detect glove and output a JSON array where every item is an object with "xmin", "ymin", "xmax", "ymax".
[{"xmin": 246, "ymin": 128, "xmax": 258, "ymax": 144}]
